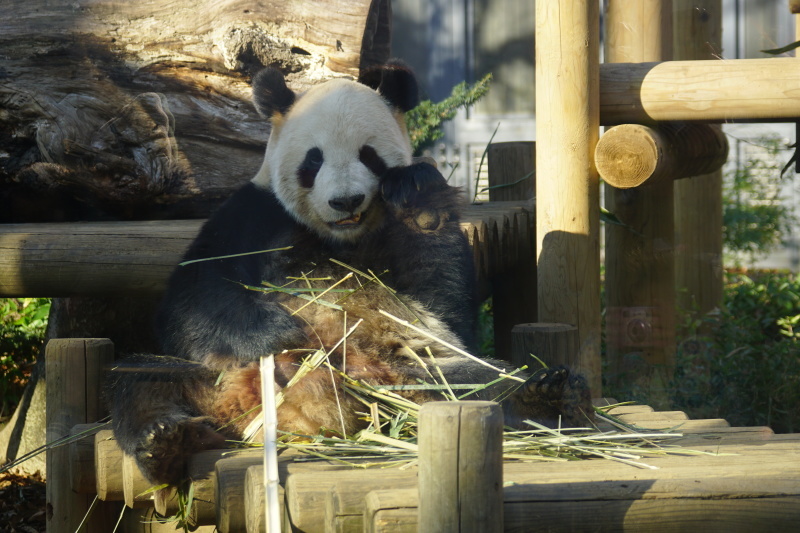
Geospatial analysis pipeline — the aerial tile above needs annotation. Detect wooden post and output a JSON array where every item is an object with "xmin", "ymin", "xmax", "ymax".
[
  {"xmin": 122, "ymin": 453, "xmax": 154, "ymax": 507},
  {"xmin": 595, "ymin": 123, "xmax": 728, "ymax": 189},
  {"xmin": 672, "ymin": 0, "xmax": 724, "ymax": 329},
  {"xmin": 486, "ymin": 142, "xmax": 537, "ymax": 359},
  {"xmin": 604, "ymin": 0, "xmax": 675, "ymax": 407},
  {"xmin": 535, "ymin": 0, "xmax": 601, "ymax": 396},
  {"xmin": 417, "ymin": 401, "xmax": 503, "ymax": 533},
  {"xmin": 510, "ymin": 323, "xmax": 579, "ymax": 372},
  {"xmin": 215, "ymin": 452, "xmax": 265, "ymax": 533},
  {"xmin": 45, "ymin": 338, "xmax": 121, "ymax": 532}
]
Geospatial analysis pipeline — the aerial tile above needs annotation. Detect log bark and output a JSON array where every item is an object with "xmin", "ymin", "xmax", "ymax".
[{"xmin": 0, "ymin": 0, "xmax": 390, "ymax": 222}]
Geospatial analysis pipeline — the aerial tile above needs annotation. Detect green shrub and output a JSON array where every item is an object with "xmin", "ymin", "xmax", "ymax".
[
  {"xmin": 672, "ymin": 271, "xmax": 800, "ymax": 433},
  {"xmin": 405, "ymin": 74, "xmax": 492, "ymax": 154},
  {"xmin": 0, "ymin": 298, "xmax": 50, "ymax": 419}
]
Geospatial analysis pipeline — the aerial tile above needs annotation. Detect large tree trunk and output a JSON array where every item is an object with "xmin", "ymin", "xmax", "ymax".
[
  {"xmin": 0, "ymin": 0, "xmax": 392, "ymax": 478},
  {"xmin": 0, "ymin": 0, "xmax": 391, "ymax": 222}
]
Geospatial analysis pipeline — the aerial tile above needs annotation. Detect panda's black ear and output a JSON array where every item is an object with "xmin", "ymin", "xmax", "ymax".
[
  {"xmin": 252, "ymin": 68, "xmax": 296, "ymax": 119},
  {"xmin": 359, "ymin": 59, "xmax": 419, "ymax": 113}
]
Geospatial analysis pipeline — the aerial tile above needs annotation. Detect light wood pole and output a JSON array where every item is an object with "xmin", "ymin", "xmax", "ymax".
[
  {"xmin": 534, "ymin": 0, "xmax": 601, "ymax": 395},
  {"xmin": 604, "ymin": 0, "xmax": 675, "ymax": 405}
]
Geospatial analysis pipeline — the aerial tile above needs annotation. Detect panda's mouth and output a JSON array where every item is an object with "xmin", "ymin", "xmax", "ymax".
[{"xmin": 331, "ymin": 212, "xmax": 363, "ymax": 227}]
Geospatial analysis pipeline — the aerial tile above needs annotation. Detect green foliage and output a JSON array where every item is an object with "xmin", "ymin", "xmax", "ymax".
[
  {"xmin": 1, "ymin": 298, "xmax": 50, "ymax": 418},
  {"xmin": 405, "ymin": 74, "xmax": 492, "ymax": 154},
  {"xmin": 672, "ymin": 271, "xmax": 800, "ymax": 433},
  {"xmin": 722, "ymin": 136, "xmax": 796, "ymax": 264}
]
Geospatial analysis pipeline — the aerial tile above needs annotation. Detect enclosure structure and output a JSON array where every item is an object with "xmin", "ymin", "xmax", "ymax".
[
  {"xmin": 3, "ymin": 0, "xmax": 800, "ymax": 530},
  {"xmin": 49, "ymin": 338, "xmax": 800, "ymax": 532}
]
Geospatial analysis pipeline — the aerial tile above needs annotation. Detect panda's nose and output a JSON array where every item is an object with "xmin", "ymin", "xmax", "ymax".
[{"xmin": 329, "ymin": 194, "xmax": 365, "ymax": 213}]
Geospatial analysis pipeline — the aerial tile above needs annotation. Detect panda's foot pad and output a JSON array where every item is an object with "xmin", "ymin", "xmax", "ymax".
[
  {"xmin": 509, "ymin": 366, "xmax": 593, "ymax": 428},
  {"xmin": 135, "ymin": 416, "xmax": 227, "ymax": 485}
]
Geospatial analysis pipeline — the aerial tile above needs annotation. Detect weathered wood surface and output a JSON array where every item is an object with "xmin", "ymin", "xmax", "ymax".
[
  {"xmin": 0, "ymin": 201, "xmax": 534, "ymax": 298},
  {"xmin": 0, "ymin": 0, "xmax": 389, "ymax": 222}
]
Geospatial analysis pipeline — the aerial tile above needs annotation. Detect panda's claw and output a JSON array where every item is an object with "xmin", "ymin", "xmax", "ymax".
[{"xmin": 382, "ymin": 162, "xmax": 447, "ymax": 208}]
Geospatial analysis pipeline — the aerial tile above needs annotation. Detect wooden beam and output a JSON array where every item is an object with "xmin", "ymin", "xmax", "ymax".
[
  {"xmin": 595, "ymin": 123, "xmax": 728, "ymax": 188},
  {"xmin": 0, "ymin": 202, "xmax": 533, "ymax": 298},
  {"xmin": 599, "ymin": 57, "xmax": 800, "ymax": 124},
  {"xmin": 535, "ymin": 0, "xmax": 602, "ymax": 396}
]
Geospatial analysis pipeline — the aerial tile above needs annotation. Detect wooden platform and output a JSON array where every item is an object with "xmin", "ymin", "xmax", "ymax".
[{"xmin": 71, "ymin": 401, "xmax": 800, "ymax": 532}]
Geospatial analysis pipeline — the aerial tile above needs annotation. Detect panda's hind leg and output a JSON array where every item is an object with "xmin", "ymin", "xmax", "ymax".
[{"xmin": 107, "ymin": 355, "xmax": 231, "ymax": 485}]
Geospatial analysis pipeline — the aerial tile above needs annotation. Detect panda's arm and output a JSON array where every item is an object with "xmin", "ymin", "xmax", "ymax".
[
  {"xmin": 156, "ymin": 183, "xmax": 306, "ymax": 362},
  {"xmin": 380, "ymin": 162, "xmax": 478, "ymax": 350}
]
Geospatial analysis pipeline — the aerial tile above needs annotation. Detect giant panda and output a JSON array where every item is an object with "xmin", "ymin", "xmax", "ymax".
[{"xmin": 109, "ymin": 61, "xmax": 592, "ymax": 486}]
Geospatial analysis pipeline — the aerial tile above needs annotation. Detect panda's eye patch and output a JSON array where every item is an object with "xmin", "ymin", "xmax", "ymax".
[
  {"xmin": 359, "ymin": 145, "xmax": 387, "ymax": 177},
  {"xmin": 298, "ymin": 147, "xmax": 324, "ymax": 188}
]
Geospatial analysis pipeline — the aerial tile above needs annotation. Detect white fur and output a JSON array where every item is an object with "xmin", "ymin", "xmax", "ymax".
[{"xmin": 252, "ymin": 79, "xmax": 413, "ymax": 242}]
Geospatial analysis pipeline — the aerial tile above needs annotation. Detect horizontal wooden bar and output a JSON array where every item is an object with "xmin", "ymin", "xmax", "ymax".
[
  {"xmin": 599, "ymin": 58, "xmax": 800, "ymax": 124},
  {"xmin": 0, "ymin": 201, "xmax": 533, "ymax": 297}
]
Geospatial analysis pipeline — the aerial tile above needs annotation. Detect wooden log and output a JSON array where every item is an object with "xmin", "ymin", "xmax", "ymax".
[
  {"xmin": 418, "ymin": 402, "xmax": 503, "ymax": 533},
  {"xmin": 0, "ymin": 202, "xmax": 534, "ymax": 298},
  {"xmin": 123, "ymin": 453, "xmax": 155, "ymax": 508},
  {"xmin": 363, "ymin": 489, "xmax": 418, "ymax": 533},
  {"xmin": 359, "ymin": 476, "xmax": 800, "ymax": 533},
  {"xmin": 45, "ymin": 338, "xmax": 121, "ymax": 532},
  {"xmin": 599, "ymin": 57, "xmax": 800, "ymax": 125},
  {"xmin": 595, "ymin": 123, "xmax": 728, "ymax": 189},
  {"xmin": 604, "ymin": 0, "xmax": 675, "ymax": 407},
  {"xmin": 535, "ymin": 0, "xmax": 601, "ymax": 396},
  {"xmin": 322, "ymin": 470, "xmax": 419, "ymax": 532},
  {"xmin": 154, "ymin": 448, "xmax": 262, "ymax": 525},
  {"xmin": 215, "ymin": 451, "xmax": 265, "ymax": 533},
  {"xmin": 485, "ymin": 142, "xmax": 537, "ymax": 359},
  {"xmin": 0, "ymin": 0, "xmax": 390, "ymax": 222},
  {"xmin": 487, "ymin": 142, "xmax": 535, "ymax": 201},
  {"xmin": 510, "ymin": 323, "xmax": 579, "ymax": 372},
  {"xmin": 95, "ymin": 429, "xmax": 125, "ymax": 501},
  {"xmin": 120, "ymin": 507, "xmax": 217, "ymax": 532},
  {"xmin": 68, "ymin": 423, "xmax": 103, "ymax": 494},
  {"xmin": 673, "ymin": 0, "xmax": 724, "ymax": 328}
]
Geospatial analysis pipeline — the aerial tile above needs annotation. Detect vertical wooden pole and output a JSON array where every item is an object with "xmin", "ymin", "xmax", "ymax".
[
  {"xmin": 535, "ymin": 0, "xmax": 601, "ymax": 396},
  {"xmin": 487, "ymin": 141, "xmax": 537, "ymax": 359},
  {"xmin": 604, "ymin": 0, "xmax": 675, "ymax": 406},
  {"xmin": 46, "ymin": 338, "xmax": 120, "ymax": 533},
  {"xmin": 418, "ymin": 402, "xmax": 503, "ymax": 533},
  {"xmin": 673, "ymin": 0, "xmax": 724, "ymax": 332}
]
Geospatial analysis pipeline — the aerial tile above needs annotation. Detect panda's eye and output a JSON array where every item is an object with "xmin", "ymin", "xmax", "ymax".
[
  {"xmin": 298, "ymin": 147, "xmax": 323, "ymax": 188},
  {"xmin": 359, "ymin": 145, "xmax": 387, "ymax": 177}
]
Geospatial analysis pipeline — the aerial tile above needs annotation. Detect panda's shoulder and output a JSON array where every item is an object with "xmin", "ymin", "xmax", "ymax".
[{"xmin": 188, "ymin": 183, "xmax": 296, "ymax": 257}]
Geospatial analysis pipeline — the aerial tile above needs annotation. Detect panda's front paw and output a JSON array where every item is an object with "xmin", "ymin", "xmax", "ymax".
[{"xmin": 381, "ymin": 162, "xmax": 448, "ymax": 208}]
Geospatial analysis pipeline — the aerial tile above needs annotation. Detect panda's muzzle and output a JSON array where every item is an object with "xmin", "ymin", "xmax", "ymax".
[{"xmin": 329, "ymin": 194, "xmax": 366, "ymax": 227}]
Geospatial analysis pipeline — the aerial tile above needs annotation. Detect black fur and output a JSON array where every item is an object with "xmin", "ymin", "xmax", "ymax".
[
  {"xmin": 359, "ymin": 59, "xmax": 420, "ymax": 112},
  {"xmin": 252, "ymin": 68, "xmax": 296, "ymax": 118}
]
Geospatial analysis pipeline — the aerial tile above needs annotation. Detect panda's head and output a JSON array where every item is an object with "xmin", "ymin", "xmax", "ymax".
[{"xmin": 251, "ymin": 62, "xmax": 419, "ymax": 243}]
